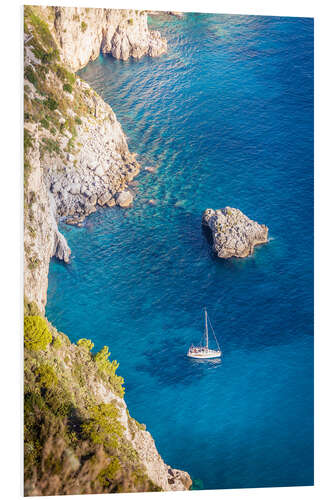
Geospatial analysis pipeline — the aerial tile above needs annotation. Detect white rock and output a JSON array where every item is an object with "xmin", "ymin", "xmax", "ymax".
[
  {"xmin": 97, "ymin": 191, "xmax": 112, "ymax": 206},
  {"xmin": 95, "ymin": 165, "xmax": 105, "ymax": 177},
  {"xmin": 51, "ymin": 181, "xmax": 62, "ymax": 194},
  {"xmin": 69, "ymin": 183, "xmax": 81, "ymax": 195},
  {"xmin": 116, "ymin": 190, "xmax": 133, "ymax": 208}
]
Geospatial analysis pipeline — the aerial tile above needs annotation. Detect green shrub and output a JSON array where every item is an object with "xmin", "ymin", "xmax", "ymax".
[
  {"xmin": 24, "ymin": 316, "xmax": 52, "ymax": 351},
  {"xmin": 128, "ymin": 18, "xmax": 133, "ymax": 25},
  {"xmin": 56, "ymin": 66, "xmax": 76, "ymax": 85},
  {"xmin": 77, "ymin": 338, "xmax": 94, "ymax": 351},
  {"xmin": 28, "ymin": 256, "xmax": 40, "ymax": 271},
  {"xmin": 44, "ymin": 386, "xmax": 72, "ymax": 417},
  {"xmin": 27, "ymin": 225, "xmax": 36, "ymax": 238},
  {"xmin": 44, "ymin": 454, "xmax": 62, "ymax": 474},
  {"xmin": 31, "ymin": 39, "xmax": 58, "ymax": 64},
  {"xmin": 81, "ymin": 21, "xmax": 87, "ymax": 32},
  {"xmin": 63, "ymin": 83, "xmax": 72, "ymax": 93},
  {"xmin": 24, "ymin": 129, "xmax": 33, "ymax": 153},
  {"xmin": 44, "ymin": 96, "xmax": 58, "ymax": 111},
  {"xmin": 24, "ymin": 66, "xmax": 38, "ymax": 87},
  {"xmin": 40, "ymin": 117, "xmax": 49, "ymax": 129},
  {"xmin": 24, "ymin": 298, "xmax": 40, "ymax": 316},
  {"xmin": 94, "ymin": 346, "xmax": 125, "ymax": 397},
  {"xmin": 95, "ymin": 347, "xmax": 118, "ymax": 375},
  {"xmin": 82, "ymin": 403, "xmax": 124, "ymax": 448},
  {"xmin": 41, "ymin": 137, "xmax": 60, "ymax": 156},
  {"xmin": 72, "ymin": 361, "xmax": 86, "ymax": 387},
  {"xmin": 52, "ymin": 337, "xmax": 62, "ymax": 350},
  {"xmin": 25, "ymin": 6, "xmax": 58, "ymax": 54},
  {"xmin": 97, "ymin": 457, "xmax": 120, "ymax": 486},
  {"xmin": 36, "ymin": 363, "xmax": 58, "ymax": 389}
]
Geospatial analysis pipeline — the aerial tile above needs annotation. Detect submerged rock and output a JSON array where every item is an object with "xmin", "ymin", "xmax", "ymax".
[
  {"xmin": 202, "ymin": 207, "xmax": 268, "ymax": 258},
  {"xmin": 145, "ymin": 166, "xmax": 158, "ymax": 173},
  {"xmin": 116, "ymin": 190, "xmax": 133, "ymax": 208},
  {"xmin": 66, "ymin": 215, "xmax": 86, "ymax": 226}
]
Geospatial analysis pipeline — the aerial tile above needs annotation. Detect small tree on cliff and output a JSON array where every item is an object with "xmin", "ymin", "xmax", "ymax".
[
  {"xmin": 77, "ymin": 338, "xmax": 94, "ymax": 352},
  {"xmin": 94, "ymin": 346, "xmax": 125, "ymax": 398},
  {"xmin": 24, "ymin": 316, "xmax": 52, "ymax": 351}
]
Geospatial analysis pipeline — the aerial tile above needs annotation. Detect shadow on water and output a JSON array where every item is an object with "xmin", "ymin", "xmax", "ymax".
[
  {"xmin": 201, "ymin": 222, "xmax": 213, "ymax": 246},
  {"xmin": 135, "ymin": 336, "xmax": 222, "ymax": 387}
]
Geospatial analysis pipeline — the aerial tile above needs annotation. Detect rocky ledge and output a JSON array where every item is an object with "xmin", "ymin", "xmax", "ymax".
[{"xmin": 203, "ymin": 207, "xmax": 268, "ymax": 258}]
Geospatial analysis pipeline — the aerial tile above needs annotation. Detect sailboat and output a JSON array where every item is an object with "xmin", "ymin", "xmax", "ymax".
[{"xmin": 187, "ymin": 308, "xmax": 222, "ymax": 359}]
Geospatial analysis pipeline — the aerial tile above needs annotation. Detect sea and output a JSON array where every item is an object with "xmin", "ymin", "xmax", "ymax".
[{"xmin": 46, "ymin": 12, "xmax": 314, "ymax": 490}]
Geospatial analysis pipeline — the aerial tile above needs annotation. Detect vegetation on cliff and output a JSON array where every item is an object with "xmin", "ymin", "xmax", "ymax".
[
  {"xmin": 24, "ymin": 5, "xmax": 93, "ymax": 165},
  {"xmin": 24, "ymin": 301, "xmax": 161, "ymax": 496},
  {"xmin": 24, "ymin": 5, "xmax": 94, "ymax": 286},
  {"xmin": 23, "ymin": 6, "xmax": 191, "ymax": 494}
]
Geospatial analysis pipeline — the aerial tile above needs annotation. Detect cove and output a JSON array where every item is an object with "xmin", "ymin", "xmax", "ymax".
[{"xmin": 46, "ymin": 13, "xmax": 313, "ymax": 489}]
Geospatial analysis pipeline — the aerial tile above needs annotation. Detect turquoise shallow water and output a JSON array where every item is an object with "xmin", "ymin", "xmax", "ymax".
[{"xmin": 46, "ymin": 13, "xmax": 313, "ymax": 489}]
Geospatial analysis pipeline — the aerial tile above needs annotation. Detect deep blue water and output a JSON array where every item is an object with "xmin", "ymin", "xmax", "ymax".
[{"xmin": 46, "ymin": 13, "xmax": 313, "ymax": 490}]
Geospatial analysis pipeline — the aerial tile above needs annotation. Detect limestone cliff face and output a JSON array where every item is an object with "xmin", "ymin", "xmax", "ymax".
[
  {"xmin": 24, "ymin": 6, "xmax": 190, "ymax": 494},
  {"xmin": 24, "ymin": 34, "xmax": 137, "ymax": 310},
  {"xmin": 51, "ymin": 7, "xmax": 167, "ymax": 71},
  {"xmin": 24, "ymin": 123, "xmax": 61, "ymax": 309},
  {"xmin": 24, "ymin": 326, "xmax": 191, "ymax": 495},
  {"xmin": 24, "ymin": 5, "xmax": 164, "ymax": 311}
]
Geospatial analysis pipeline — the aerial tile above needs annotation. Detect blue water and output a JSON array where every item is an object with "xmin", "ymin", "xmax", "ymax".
[{"xmin": 46, "ymin": 13, "xmax": 313, "ymax": 489}]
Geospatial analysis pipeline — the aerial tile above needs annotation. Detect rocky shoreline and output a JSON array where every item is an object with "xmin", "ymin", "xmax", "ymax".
[
  {"xmin": 24, "ymin": 6, "xmax": 167, "ymax": 312},
  {"xmin": 203, "ymin": 207, "xmax": 269, "ymax": 258},
  {"xmin": 24, "ymin": 6, "xmax": 191, "ymax": 494}
]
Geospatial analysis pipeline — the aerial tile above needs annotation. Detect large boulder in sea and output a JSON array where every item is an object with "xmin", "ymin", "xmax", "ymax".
[
  {"xmin": 202, "ymin": 207, "xmax": 268, "ymax": 258},
  {"xmin": 116, "ymin": 190, "xmax": 133, "ymax": 208}
]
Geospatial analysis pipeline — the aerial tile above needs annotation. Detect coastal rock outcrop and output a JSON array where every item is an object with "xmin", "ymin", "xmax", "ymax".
[
  {"xmin": 24, "ymin": 323, "xmax": 191, "ymax": 495},
  {"xmin": 203, "ymin": 207, "xmax": 268, "ymax": 258},
  {"xmin": 24, "ymin": 5, "xmax": 155, "ymax": 311},
  {"xmin": 24, "ymin": 6, "xmax": 191, "ymax": 493},
  {"xmin": 52, "ymin": 7, "xmax": 167, "ymax": 71},
  {"xmin": 116, "ymin": 190, "xmax": 133, "ymax": 208}
]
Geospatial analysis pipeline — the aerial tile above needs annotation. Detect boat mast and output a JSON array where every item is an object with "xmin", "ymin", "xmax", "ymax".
[{"xmin": 205, "ymin": 308, "xmax": 209, "ymax": 349}]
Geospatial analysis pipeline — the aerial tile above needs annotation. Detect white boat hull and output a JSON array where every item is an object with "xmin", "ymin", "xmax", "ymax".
[
  {"xmin": 187, "ymin": 309, "xmax": 221, "ymax": 359},
  {"xmin": 187, "ymin": 350, "xmax": 221, "ymax": 359}
]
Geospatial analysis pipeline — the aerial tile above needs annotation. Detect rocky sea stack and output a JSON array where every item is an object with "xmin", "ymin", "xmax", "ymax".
[{"xmin": 203, "ymin": 207, "xmax": 268, "ymax": 258}]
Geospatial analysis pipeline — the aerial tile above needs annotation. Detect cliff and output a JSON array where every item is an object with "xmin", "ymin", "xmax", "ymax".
[
  {"xmin": 24, "ymin": 5, "xmax": 164, "ymax": 312},
  {"xmin": 24, "ymin": 316, "xmax": 191, "ymax": 495},
  {"xmin": 24, "ymin": 5, "xmax": 190, "ymax": 494},
  {"xmin": 51, "ymin": 7, "xmax": 167, "ymax": 71}
]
